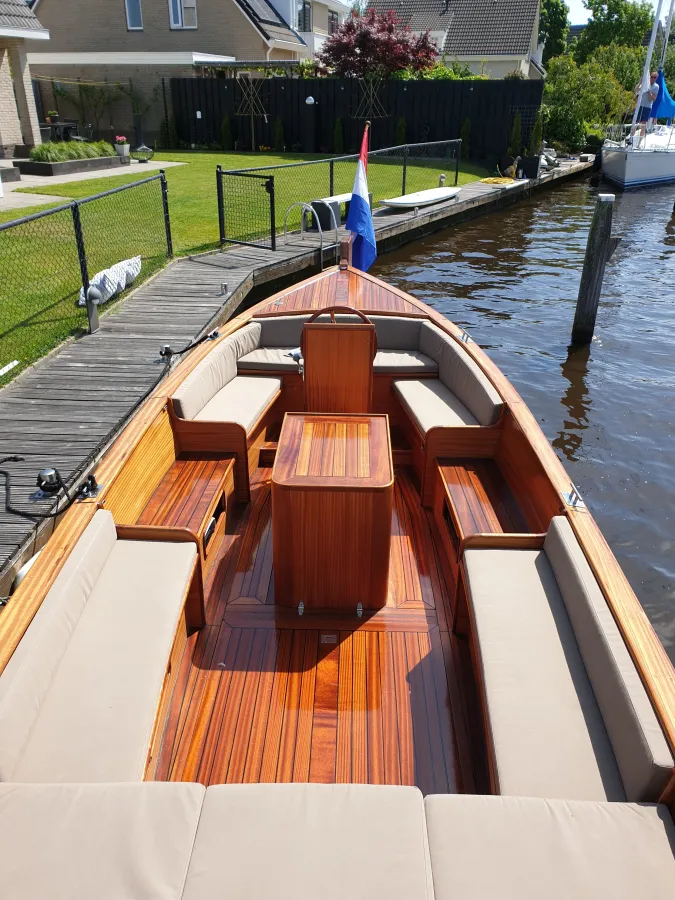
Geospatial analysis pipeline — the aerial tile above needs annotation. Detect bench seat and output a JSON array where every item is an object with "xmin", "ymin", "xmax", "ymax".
[
  {"xmin": 462, "ymin": 516, "xmax": 673, "ymax": 801},
  {"xmin": 238, "ymin": 347, "xmax": 299, "ymax": 372},
  {"xmin": 425, "ymin": 794, "xmax": 675, "ymax": 900},
  {"xmin": 395, "ymin": 378, "xmax": 478, "ymax": 431},
  {"xmin": 374, "ymin": 350, "xmax": 437, "ymax": 374},
  {"xmin": 181, "ymin": 784, "xmax": 434, "ymax": 900},
  {"xmin": 194, "ymin": 375, "xmax": 281, "ymax": 432},
  {"xmin": 0, "ymin": 782, "xmax": 205, "ymax": 900},
  {"xmin": 0, "ymin": 510, "xmax": 199, "ymax": 783}
]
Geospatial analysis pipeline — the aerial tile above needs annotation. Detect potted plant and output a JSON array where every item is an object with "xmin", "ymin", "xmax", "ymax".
[
  {"xmin": 114, "ymin": 135, "xmax": 130, "ymax": 157},
  {"xmin": 46, "ymin": 109, "xmax": 59, "ymax": 124},
  {"xmin": 520, "ymin": 112, "xmax": 543, "ymax": 179}
]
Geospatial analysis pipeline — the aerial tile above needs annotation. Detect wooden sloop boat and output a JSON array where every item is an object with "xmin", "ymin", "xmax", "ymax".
[{"xmin": 1, "ymin": 239, "xmax": 674, "ymax": 897}]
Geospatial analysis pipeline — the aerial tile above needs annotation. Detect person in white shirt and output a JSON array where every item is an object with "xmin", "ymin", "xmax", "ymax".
[{"xmin": 632, "ymin": 72, "xmax": 660, "ymax": 142}]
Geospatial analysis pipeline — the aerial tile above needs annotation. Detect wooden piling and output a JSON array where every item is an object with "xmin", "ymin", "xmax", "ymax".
[{"xmin": 572, "ymin": 193, "xmax": 615, "ymax": 344}]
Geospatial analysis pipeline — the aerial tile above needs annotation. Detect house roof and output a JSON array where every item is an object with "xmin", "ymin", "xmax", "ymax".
[
  {"xmin": 0, "ymin": 0, "xmax": 46, "ymax": 32},
  {"xmin": 233, "ymin": 0, "xmax": 305, "ymax": 47},
  {"xmin": 368, "ymin": 0, "xmax": 539, "ymax": 56}
]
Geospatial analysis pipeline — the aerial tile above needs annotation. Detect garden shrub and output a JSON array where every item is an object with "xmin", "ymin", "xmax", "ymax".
[{"xmin": 30, "ymin": 140, "xmax": 115, "ymax": 162}]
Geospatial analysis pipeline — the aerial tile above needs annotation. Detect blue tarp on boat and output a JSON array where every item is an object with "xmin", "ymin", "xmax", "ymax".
[{"xmin": 651, "ymin": 69, "xmax": 675, "ymax": 121}]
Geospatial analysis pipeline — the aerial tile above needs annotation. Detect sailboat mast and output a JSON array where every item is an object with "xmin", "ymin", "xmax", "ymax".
[
  {"xmin": 631, "ymin": 0, "xmax": 665, "ymax": 129},
  {"xmin": 661, "ymin": 0, "xmax": 675, "ymax": 68}
]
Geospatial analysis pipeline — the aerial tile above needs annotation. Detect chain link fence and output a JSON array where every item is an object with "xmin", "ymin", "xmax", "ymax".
[
  {"xmin": 0, "ymin": 173, "xmax": 172, "ymax": 386},
  {"xmin": 217, "ymin": 140, "xmax": 461, "ymax": 249}
]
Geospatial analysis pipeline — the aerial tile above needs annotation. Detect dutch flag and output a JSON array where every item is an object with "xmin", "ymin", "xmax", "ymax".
[{"xmin": 345, "ymin": 123, "xmax": 377, "ymax": 271}]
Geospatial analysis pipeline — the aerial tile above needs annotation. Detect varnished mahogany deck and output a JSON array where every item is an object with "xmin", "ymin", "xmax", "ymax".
[{"xmin": 153, "ymin": 466, "xmax": 481, "ymax": 793}]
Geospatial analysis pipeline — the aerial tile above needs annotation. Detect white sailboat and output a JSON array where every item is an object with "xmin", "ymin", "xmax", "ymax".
[{"xmin": 602, "ymin": 0, "xmax": 675, "ymax": 188}]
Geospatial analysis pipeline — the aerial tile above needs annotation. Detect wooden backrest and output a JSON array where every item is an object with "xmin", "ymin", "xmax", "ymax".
[
  {"xmin": 303, "ymin": 323, "xmax": 375, "ymax": 414},
  {"xmin": 100, "ymin": 405, "xmax": 177, "ymax": 525}
]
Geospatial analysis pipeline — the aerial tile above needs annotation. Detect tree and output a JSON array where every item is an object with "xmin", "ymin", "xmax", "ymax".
[
  {"xmin": 544, "ymin": 54, "xmax": 632, "ymax": 147},
  {"xmin": 317, "ymin": 9, "xmax": 437, "ymax": 78},
  {"xmin": 575, "ymin": 0, "xmax": 653, "ymax": 63},
  {"xmin": 540, "ymin": 0, "xmax": 570, "ymax": 65},
  {"xmin": 507, "ymin": 112, "xmax": 522, "ymax": 156},
  {"xmin": 588, "ymin": 42, "xmax": 645, "ymax": 90}
]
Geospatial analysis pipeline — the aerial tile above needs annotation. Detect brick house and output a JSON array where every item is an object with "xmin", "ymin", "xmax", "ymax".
[
  {"xmin": 26, "ymin": 0, "xmax": 348, "ymax": 144},
  {"xmin": 0, "ymin": 0, "xmax": 48, "ymax": 157},
  {"xmin": 367, "ymin": 0, "xmax": 545, "ymax": 80}
]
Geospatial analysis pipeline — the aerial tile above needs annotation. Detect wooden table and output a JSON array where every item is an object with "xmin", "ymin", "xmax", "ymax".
[{"xmin": 271, "ymin": 413, "xmax": 393, "ymax": 612}]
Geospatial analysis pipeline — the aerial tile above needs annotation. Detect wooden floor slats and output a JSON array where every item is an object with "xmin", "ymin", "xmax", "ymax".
[{"xmin": 154, "ymin": 466, "xmax": 471, "ymax": 793}]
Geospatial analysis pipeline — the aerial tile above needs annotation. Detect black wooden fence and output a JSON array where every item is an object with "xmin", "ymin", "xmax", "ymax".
[{"xmin": 170, "ymin": 77, "xmax": 544, "ymax": 159}]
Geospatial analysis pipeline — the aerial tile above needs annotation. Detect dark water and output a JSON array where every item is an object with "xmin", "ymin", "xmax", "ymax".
[{"xmin": 372, "ymin": 179, "xmax": 675, "ymax": 661}]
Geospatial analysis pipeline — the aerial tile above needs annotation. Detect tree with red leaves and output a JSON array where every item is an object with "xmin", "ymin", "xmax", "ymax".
[{"xmin": 317, "ymin": 9, "xmax": 437, "ymax": 78}]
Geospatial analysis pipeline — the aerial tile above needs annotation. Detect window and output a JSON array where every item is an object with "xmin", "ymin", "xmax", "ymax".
[
  {"xmin": 328, "ymin": 11, "xmax": 339, "ymax": 34},
  {"xmin": 169, "ymin": 0, "xmax": 197, "ymax": 29},
  {"xmin": 297, "ymin": 0, "xmax": 311, "ymax": 33},
  {"xmin": 125, "ymin": 0, "xmax": 143, "ymax": 30}
]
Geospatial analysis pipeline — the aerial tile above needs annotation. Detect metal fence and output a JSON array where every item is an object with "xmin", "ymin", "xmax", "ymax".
[
  {"xmin": 0, "ymin": 172, "xmax": 172, "ymax": 386},
  {"xmin": 216, "ymin": 140, "xmax": 462, "ymax": 249}
]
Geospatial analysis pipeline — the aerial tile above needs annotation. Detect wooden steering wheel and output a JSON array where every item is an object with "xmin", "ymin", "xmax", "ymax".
[{"xmin": 301, "ymin": 306, "xmax": 378, "ymax": 358}]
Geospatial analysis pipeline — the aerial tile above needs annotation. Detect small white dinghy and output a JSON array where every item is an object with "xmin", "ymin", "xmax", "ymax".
[{"xmin": 379, "ymin": 186, "xmax": 461, "ymax": 210}]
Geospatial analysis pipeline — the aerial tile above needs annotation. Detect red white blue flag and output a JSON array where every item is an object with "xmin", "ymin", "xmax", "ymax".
[{"xmin": 345, "ymin": 123, "xmax": 377, "ymax": 271}]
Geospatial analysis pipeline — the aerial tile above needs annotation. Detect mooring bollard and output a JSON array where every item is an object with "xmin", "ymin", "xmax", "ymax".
[{"xmin": 572, "ymin": 193, "xmax": 619, "ymax": 344}]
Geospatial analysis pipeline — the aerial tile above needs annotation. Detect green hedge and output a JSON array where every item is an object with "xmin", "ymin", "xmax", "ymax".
[{"xmin": 29, "ymin": 141, "xmax": 115, "ymax": 163}]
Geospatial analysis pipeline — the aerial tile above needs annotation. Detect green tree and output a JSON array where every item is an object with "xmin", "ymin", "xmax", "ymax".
[
  {"xmin": 528, "ymin": 110, "xmax": 543, "ymax": 155},
  {"xmin": 540, "ymin": 0, "xmax": 570, "ymax": 65},
  {"xmin": 588, "ymin": 42, "xmax": 645, "ymax": 90},
  {"xmin": 507, "ymin": 112, "xmax": 522, "ymax": 156},
  {"xmin": 575, "ymin": 0, "xmax": 653, "ymax": 63}
]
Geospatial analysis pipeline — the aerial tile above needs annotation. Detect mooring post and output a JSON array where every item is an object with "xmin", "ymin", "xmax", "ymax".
[{"xmin": 572, "ymin": 193, "xmax": 615, "ymax": 344}]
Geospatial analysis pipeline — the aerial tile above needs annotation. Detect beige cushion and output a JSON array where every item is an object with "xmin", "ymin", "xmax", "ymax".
[
  {"xmin": 370, "ymin": 315, "xmax": 423, "ymax": 349},
  {"xmin": 425, "ymin": 794, "xmax": 675, "ymax": 900},
  {"xmin": 419, "ymin": 322, "xmax": 502, "ymax": 426},
  {"xmin": 0, "ymin": 509, "xmax": 116, "ymax": 781},
  {"xmin": 172, "ymin": 323, "xmax": 261, "ymax": 420},
  {"xmin": 255, "ymin": 315, "xmax": 307, "ymax": 348},
  {"xmin": 238, "ymin": 347, "xmax": 300, "ymax": 371},
  {"xmin": 394, "ymin": 378, "xmax": 478, "ymax": 433},
  {"xmin": 0, "ymin": 782, "xmax": 205, "ymax": 900},
  {"xmin": 12, "ymin": 539, "xmax": 196, "ymax": 782},
  {"xmin": 195, "ymin": 374, "xmax": 281, "ymax": 432},
  {"xmin": 374, "ymin": 350, "xmax": 438, "ymax": 374},
  {"xmin": 545, "ymin": 517, "xmax": 674, "ymax": 801},
  {"xmin": 182, "ymin": 784, "xmax": 434, "ymax": 900},
  {"xmin": 463, "ymin": 546, "xmax": 625, "ymax": 800}
]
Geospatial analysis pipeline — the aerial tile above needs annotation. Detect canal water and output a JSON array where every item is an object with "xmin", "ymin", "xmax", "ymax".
[{"xmin": 372, "ymin": 178, "xmax": 675, "ymax": 661}]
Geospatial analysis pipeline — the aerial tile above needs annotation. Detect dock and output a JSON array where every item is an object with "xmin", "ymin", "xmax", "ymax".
[{"xmin": 0, "ymin": 157, "xmax": 592, "ymax": 590}]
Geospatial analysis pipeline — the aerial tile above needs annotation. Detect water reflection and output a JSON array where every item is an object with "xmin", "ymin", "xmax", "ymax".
[
  {"xmin": 373, "ymin": 178, "xmax": 675, "ymax": 660},
  {"xmin": 553, "ymin": 343, "xmax": 591, "ymax": 463}
]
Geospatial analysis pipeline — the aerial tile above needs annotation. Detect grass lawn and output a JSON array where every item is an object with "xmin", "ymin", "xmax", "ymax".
[{"xmin": 0, "ymin": 150, "xmax": 489, "ymax": 384}]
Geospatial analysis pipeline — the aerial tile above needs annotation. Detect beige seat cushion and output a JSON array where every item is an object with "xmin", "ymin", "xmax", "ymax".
[
  {"xmin": 425, "ymin": 794, "xmax": 675, "ymax": 900},
  {"xmin": 12, "ymin": 539, "xmax": 196, "ymax": 782},
  {"xmin": 238, "ymin": 347, "xmax": 300, "ymax": 371},
  {"xmin": 194, "ymin": 375, "xmax": 281, "ymax": 432},
  {"xmin": 545, "ymin": 517, "xmax": 674, "ymax": 800},
  {"xmin": 182, "ymin": 784, "xmax": 434, "ymax": 900},
  {"xmin": 254, "ymin": 315, "xmax": 307, "ymax": 348},
  {"xmin": 0, "ymin": 782, "xmax": 205, "ymax": 900},
  {"xmin": 374, "ymin": 350, "xmax": 438, "ymax": 374},
  {"xmin": 419, "ymin": 322, "xmax": 502, "ymax": 426},
  {"xmin": 394, "ymin": 378, "xmax": 478, "ymax": 433},
  {"xmin": 463, "ymin": 547, "xmax": 625, "ymax": 800},
  {"xmin": 172, "ymin": 323, "xmax": 261, "ymax": 420},
  {"xmin": 0, "ymin": 509, "xmax": 116, "ymax": 781}
]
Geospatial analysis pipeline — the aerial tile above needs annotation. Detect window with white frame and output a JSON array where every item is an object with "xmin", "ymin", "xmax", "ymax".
[
  {"xmin": 125, "ymin": 0, "xmax": 143, "ymax": 30},
  {"xmin": 297, "ymin": 0, "xmax": 311, "ymax": 32},
  {"xmin": 169, "ymin": 0, "xmax": 197, "ymax": 29}
]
